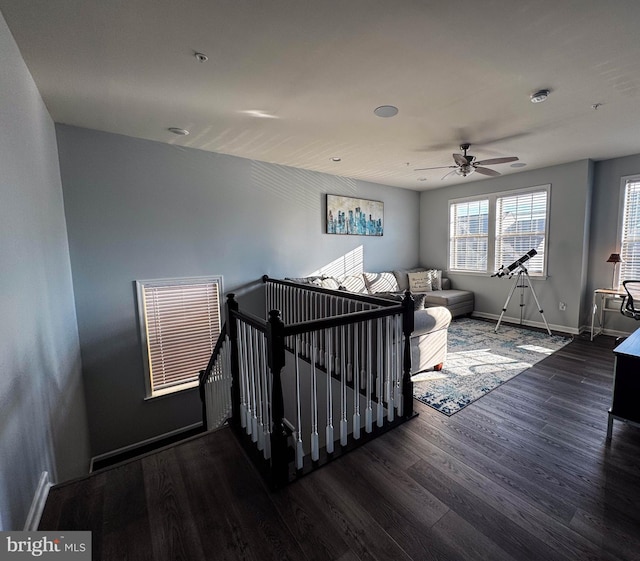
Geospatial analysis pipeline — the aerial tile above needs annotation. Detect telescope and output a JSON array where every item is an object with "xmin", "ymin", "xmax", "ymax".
[{"xmin": 492, "ymin": 249, "xmax": 537, "ymax": 278}]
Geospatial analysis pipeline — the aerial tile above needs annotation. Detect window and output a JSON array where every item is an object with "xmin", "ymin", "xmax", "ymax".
[
  {"xmin": 619, "ymin": 176, "xmax": 640, "ymax": 283},
  {"xmin": 449, "ymin": 199, "xmax": 489, "ymax": 272},
  {"xmin": 448, "ymin": 185, "xmax": 550, "ymax": 276},
  {"xmin": 495, "ymin": 190, "xmax": 548, "ymax": 275},
  {"xmin": 136, "ymin": 276, "xmax": 223, "ymax": 398}
]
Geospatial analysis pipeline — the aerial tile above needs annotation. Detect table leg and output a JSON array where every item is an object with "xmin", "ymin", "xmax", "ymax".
[{"xmin": 591, "ymin": 291, "xmax": 597, "ymax": 341}]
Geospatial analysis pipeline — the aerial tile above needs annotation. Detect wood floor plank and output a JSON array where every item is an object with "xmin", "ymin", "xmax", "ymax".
[
  {"xmin": 142, "ymin": 450, "xmax": 207, "ymax": 561},
  {"xmin": 101, "ymin": 460, "xmax": 152, "ymax": 561},
  {"xmin": 38, "ymin": 334, "xmax": 640, "ymax": 561}
]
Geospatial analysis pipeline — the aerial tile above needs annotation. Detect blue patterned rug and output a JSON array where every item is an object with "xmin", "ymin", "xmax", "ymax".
[{"xmin": 412, "ymin": 318, "xmax": 571, "ymax": 415}]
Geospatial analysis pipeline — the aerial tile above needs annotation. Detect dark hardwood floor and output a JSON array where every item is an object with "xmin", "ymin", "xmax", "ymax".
[{"xmin": 40, "ymin": 333, "xmax": 640, "ymax": 561}]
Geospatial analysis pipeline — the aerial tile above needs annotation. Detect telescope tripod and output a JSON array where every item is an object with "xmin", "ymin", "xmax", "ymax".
[{"xmin": 495, "ymin": 266, "xmax": 552, "ymax": 335}]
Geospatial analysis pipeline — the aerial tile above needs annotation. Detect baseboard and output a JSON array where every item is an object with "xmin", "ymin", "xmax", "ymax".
[
  {"xmin": 24, "ymin": 471, "xmax": 52, "ymax": 531},
  {"xmin": 471, "ymin": 312, "xmax": 579, "ymax": 335},
  {"xmin": 89, "ymin": 422, "xmax": 203, "ymax": 472},
  {"xmin": 577, "ymin": 323, "xmax": 633, "ymax": 340}
]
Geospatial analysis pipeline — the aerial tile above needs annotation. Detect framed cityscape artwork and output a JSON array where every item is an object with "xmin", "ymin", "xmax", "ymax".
[{"xmin": 326, "ymin": 194, "xmax": 384, "ymax": 236}]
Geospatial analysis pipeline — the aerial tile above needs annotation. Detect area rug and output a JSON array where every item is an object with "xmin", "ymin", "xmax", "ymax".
[{"xmin": 412, "ymin": 317, "xmax": 571, "ymax": 415}]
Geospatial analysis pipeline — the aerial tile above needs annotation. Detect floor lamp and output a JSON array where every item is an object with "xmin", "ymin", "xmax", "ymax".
[{"xmin": 607, "ymin": 253, "xmax": 622, "ymax": 290}]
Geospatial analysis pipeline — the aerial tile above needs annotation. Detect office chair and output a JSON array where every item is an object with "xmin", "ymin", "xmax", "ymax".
[{"xmin": 620, "ymin": 280, "xmax": 640, "ymax": 320}]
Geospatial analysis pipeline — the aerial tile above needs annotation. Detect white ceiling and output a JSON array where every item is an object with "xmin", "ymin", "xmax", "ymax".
[{"xmin": 2, "ymin": 0, "xmax": 640, "ymax": 190}]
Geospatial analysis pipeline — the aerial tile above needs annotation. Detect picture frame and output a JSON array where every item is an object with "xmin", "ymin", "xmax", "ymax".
[{"xmin": 326, "ymin": 194, "xmax": 384, "ymax": 236}]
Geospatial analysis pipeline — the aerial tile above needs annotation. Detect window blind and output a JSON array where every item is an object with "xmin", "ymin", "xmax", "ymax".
[
  {"xmin": 620, "ymin": 179, "xmax": 640, "ymax": 282},
  {"xmin": 495, "ymin": 190, "xmax": 548, "ymax": 275},
  {"xmin": 137, "ymin": 277, "xmax": 222, "ymax": 397},
  {"xmin": 449, "ymin": 199, "xmax": 489, "ymax": 272}
]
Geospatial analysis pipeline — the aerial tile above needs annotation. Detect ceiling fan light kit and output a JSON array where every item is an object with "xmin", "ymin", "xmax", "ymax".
[{"xmin": 414, "ymin": 143, "xmax": 518, "ymax": 180}]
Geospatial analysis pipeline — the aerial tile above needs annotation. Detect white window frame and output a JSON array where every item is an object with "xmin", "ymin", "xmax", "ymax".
[
  {"xmin": 617, "ymin": 174, "xmax": 640, "ymax": 287},
  {"xmin": 449, "ymin": 198, "xmax": 490, "ymax": 273},
  {"xmin": 448, "ymin": 184, "xmax": 551, "ymax": 277},
  {"xmin": 136, "ymin": 275, "xmax": 224, "ymax": 399},
  {"xmin": 495, "ymin": 188, "xmax": 549, "ymax": 277}
]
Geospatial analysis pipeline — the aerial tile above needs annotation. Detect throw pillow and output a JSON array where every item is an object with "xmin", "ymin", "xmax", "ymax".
[
  {"xmin": 320, "ymin": 277, "xmax": 341, "ymax": 290},
  {"xmin": 363, "ymin": 272, "xmax": 400, "ymax": 294},
  {"xmin": 427, "ymin": 269, "xmax": 442, "ymax": 291},
  {"xmin": 408, "ymin": 271, "xmax": 432, "ymax": 292},
  {"xmin": 339, "ymin": 274, "xmax": 367, "ymax": 294}
]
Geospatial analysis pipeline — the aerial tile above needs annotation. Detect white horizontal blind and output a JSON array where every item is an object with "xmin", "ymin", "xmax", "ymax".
[
  {"xmin": 138, "ymin": 277, "xmax": 222, "ymax": 397},
  {"xmin": 620, "ymin": 179, "xmax": 640, "ymax": 282},
  {"xmin": 495, "ymin": 190, "xmax": 548, "ymax": 275},
  {"xmin": 449, "ymin": 199, "xmax": 489, "ymax": 271}
]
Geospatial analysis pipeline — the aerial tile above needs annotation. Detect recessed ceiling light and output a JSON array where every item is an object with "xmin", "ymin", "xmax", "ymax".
[
  {"xmin": 194, "ymin": 52, "xmax": 208, "ymax": 63},
  {"xmin": 330, "ymin": 157, "xmax": 342, "ymax": 162},
  {"xmin": 510, "ymin": 162, "xmax": 527, "ymax": 168},
  {"xmin": 374, "ymin": 105, "xmax": 399, "ymax": 118},
  {"xmin": 168, "ymin": 127, "xmax": 189, "ymax": 136},
  {"xmin": 530, "ymin": 89, "xmax": 550, "ymax": 103}
]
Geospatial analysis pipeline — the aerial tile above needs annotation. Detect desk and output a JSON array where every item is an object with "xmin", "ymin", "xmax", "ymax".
[
  {"xmin": 591, "ymin": 288, "xmax": 625, "ymax": 341},
  {"xmin": 607, "ymin": 327, "xmax": 640, "ymax": 439}
]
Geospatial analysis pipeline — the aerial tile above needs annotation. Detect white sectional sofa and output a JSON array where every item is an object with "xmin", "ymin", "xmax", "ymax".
[{"xmin": 285, "ymin": 268, "xmax": 473, "ymax": 373}]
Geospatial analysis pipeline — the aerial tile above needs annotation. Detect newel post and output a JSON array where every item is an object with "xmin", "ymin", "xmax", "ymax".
[
  {"xmin": 402, "ymin": 290, "xmax": 415, "ymax": 418},
  {"xmin": 267, "ymin": 309, "xmax": 288, "ymax": 488},
  {"xmin": 227, "ymin": 293, "xmax": 241, "ymax": 428}
]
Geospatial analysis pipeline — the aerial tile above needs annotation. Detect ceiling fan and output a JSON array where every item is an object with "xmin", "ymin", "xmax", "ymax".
[{"xmin": 414, "ymin": 143, "xmax": 519, "ymax": 179}]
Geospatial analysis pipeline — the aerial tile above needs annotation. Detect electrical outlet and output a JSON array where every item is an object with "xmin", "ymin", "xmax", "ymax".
[{"xmin": 559, "ymin": 301, "xmax": 567, "ymax": 311}]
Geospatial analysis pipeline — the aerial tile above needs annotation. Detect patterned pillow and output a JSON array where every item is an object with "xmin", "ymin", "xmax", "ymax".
[
  {"xmin": 339, "ymin": 274, "xmax": 368, "ymax": 293},
  {"xmin": 408, "ymin": 271, "xmax": 432, "ymax": 292},
  {"xmin": 426, "ymin": 269, "xmax": 443, "ymax": 291},
  {"xmin": 320, "ymin": 277, "xmax": 341, "ymax": 290},
  {"xmin": 363, "ymin": 272, "xmax": 400, "ymax": 294}
]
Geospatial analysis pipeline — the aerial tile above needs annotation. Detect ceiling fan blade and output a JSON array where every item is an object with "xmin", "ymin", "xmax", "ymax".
[
  {"xmin": 414, "ymin": 165, "xmax": 456, "ymax": 171},
  {"xmin": 475, "ymin": 156, "xmax": 519, "ymax": 165},
  {"xmin": 474, "ymin": 166, "xmax": 501, "ymax": 177},
  {"xmin": 441, "ymin": 169, "xmax": 458, "ymax": 180},
  {"xmin": 453, "ymin": 153, "xmax": 467, "ymax": 166}
]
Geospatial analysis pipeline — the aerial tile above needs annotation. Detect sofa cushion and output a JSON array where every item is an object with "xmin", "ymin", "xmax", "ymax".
[
  {"xmin": 424, "ymin": 289, "xmax": 473, "ymax": 307},
  {"xmin": 363, "ymin": 271, "xmax": 399, "ymax": 293},
  {"xmin": 339, "ymin": 274, "xmax": 368, "ymax": 293},
  {"xmin": 319, "ymin": 277, "xmax": 341, "ymax": 290},
  {"xmin": 375, "ymin": 291, "xmax": 426, "ymax": 310},
  {"xmin": 408, "ymin": 271, "xmax": 432, "ymax": 292}
]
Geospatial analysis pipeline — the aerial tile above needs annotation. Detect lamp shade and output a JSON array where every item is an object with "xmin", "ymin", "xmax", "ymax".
[{"xmin": 607, "ymin": 253, "xmax": 622, "ymax": 263}]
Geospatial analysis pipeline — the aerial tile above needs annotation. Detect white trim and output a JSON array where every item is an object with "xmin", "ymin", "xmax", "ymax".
[
  {"xmin": 578, "ymin": 323, "xmax": 633, "ymax": 339},
  {"xmin": 448, "ymin": 184, "xmax": 551, "ymax": 276},
  {"xmin": 135, "ymin": 275, "xmax": 224, "ymax": 398},
  {"xmin": 89, "ymin": 422, "xmax": 203, "ymax": 471},
  {"xmin": 471, "ymin": 311, "xmax": 578, "ymax": 335},
  {"xmin": 616, "ymin": 174, "xmax": 640, "ymax": 288},
  {"xmin": 23, "ymin": 471, "xmax": 52, "ymax": 531}
]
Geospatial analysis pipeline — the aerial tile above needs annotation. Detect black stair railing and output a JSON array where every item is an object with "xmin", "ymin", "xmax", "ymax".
[{"xmin": 199, "ymin": 280, "xmax": 417, "ymax": 489}]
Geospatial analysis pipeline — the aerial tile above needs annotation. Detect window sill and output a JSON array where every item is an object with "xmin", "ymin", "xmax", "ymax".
[
  {"xmin": 144, "ymin": 380, "xmax": 199, "ymax": 401},
  {"xmin": 447, "ymin": 270, "xmax": 548, "ymax": 280}
]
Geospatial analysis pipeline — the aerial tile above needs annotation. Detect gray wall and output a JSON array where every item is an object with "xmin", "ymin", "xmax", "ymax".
[
  {"xmin": 0, "ymin": 14, "xmax": 89, "ymax": 529},
  {"xmin": 419, "ymin": 160, "xmax": 594, "ymax": 333},
  {"xmin": 56, "ymin": 125, "xmax": 420, "ymax": 456},
  {"xmin": 587, "ymin": 153, "xmax": 640, "ymax": 335}
]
